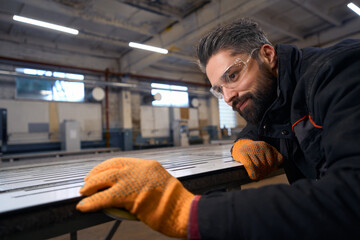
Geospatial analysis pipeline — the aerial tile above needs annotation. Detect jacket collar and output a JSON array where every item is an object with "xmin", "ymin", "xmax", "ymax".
[{"xmin": 257, "ymin": 44, "xmax": 302, "ymax": 138}]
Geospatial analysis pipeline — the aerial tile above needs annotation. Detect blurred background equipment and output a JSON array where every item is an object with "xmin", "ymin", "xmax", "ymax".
[{"xmin": 0, "ymin": 108, "xmax": 7, "ymax": 154}]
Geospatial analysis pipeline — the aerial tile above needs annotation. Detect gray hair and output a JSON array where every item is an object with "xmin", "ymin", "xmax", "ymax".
[{"xmin": 196, "ymin": 18, "xmax": 271, "ymax": 73}]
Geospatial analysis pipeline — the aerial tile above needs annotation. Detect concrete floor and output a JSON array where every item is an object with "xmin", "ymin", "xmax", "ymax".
[
  {"xmin": 50, "ymin": 221, "xmax": 179, "ymax": 240},
  {"xmin": 49, "ymin": 174, "xmax": 289, "ymax": 240}
]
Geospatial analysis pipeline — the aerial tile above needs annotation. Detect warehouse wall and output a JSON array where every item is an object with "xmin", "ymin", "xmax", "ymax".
[
  {"xmin": 0, "ymin": 20, "xmax": 223, "ymax": 154},
  {"xmin": 0, "ymin": 98, "xmax": 102, "ymax": 144},
  {"xmin": 0, "ymin": 64, "xmax": 221, "ymax": 154}
]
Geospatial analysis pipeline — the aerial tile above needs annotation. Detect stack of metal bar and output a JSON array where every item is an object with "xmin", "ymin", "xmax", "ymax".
[{"xmin": 0, "ymin": 144, "xmax": 254, "ymax": 239}]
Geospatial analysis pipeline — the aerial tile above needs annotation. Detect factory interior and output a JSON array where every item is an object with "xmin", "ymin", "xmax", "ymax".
[{"xmin": 0, "ymin": 0, "xmax": 359, "ymax": 239}]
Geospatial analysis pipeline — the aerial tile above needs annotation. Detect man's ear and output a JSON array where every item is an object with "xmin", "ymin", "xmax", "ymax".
[{"xmin": 259, "ymin": 44, "xmax": 277, "ymax": 70}]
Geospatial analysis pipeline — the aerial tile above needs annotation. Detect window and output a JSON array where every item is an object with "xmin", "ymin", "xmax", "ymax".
[
  {"xmin": 15, "ymin": 68, "xmax": 85, "ymax": 102},
  {"xmin": 151, "ymin": 83, "xmax": 189, "ymax": 107},
  {"xmin": 218, "ymin": 99, "xmax": 236, "ymax": 129}
]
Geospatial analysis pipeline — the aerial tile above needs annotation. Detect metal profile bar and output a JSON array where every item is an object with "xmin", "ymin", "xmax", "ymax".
[
  {"xmin": 0, "ymin": 69, "xmax": 210, "ymax": 96},
  {"xmin": 0, "ymin": 56, "xmax": 210, "ymax": 88}
]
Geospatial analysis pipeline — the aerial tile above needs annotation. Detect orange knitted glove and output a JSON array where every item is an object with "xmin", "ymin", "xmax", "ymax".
[
  {"xmin": 76, "ymin": 157, "xmax": 194, "ymax": 238},
  {"xmin": 231, "ymin": 139, "xmax": 283, "ymax": 180}
]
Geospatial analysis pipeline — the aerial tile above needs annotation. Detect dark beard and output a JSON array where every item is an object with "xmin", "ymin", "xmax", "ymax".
[{"xmin": 232, "ymin": 63, "xmax": 278, "ymax": 125}]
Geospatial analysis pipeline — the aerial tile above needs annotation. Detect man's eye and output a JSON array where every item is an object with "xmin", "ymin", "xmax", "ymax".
[{"xmin": 226, "ymin": 71, "xmax": 239, "ymax": 82}]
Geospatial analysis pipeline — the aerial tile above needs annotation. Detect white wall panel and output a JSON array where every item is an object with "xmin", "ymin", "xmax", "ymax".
[
  {"xmin": 0, "ymin": 100, "xmax": 49, "ymax": 133},
  {"xmin": 58, "ymin": 102, "xmax": 102, "ymax": 141},
  {"xmin": 0, "ymin": 100, "xmax": 49, "ymax": 143},
  {"xmin": 154, "ymin": 107, "xmax": 170, "ymax": 137},
  {"xmin": 0, "ymin": 100, "xmax": 103, "ymax": 143},
  {"xmin": 189, "ymin": 108, "xmax": 199, "ymax": 129},
  {"xmin": 140, "ymin": 106, "xmax": 170, "ymax": 138}
]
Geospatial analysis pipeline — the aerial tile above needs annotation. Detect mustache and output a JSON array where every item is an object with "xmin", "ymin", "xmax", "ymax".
[{"xmin": 232, "ymin": 93, "xmax": 253, "ymax": 112}]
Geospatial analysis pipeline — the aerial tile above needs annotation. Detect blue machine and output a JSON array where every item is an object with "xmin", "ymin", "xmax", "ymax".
[{"xmin": 0, "ymin": 108, "xmax": 7, "ymax": 154}]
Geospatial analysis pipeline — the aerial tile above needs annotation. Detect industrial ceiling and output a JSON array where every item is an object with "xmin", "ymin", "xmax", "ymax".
[{"xmin": 0, "ymin": 0, "xmax": 359, "ymax": 85}]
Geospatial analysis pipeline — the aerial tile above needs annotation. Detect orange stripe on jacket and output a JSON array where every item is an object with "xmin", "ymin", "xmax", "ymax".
[
  {"xmin": 292, "ymin": 115, "xmax": 307, "ymax": 132},
  {"xmin": 292, "ymin": 115, "xmax": 323, "ymax": 132},
  {"xmin": 309, "ymin": 115, "xmax": 323, "ymax": 129}
]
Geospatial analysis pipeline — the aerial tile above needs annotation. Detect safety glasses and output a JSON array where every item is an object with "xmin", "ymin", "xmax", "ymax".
[{"xmin": 210, "ymin": 48, "xmax": 257, "ymax": 99}]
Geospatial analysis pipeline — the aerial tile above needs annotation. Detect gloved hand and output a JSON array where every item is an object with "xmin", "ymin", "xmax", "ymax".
[
  {"xmin": 76, "ymin": 157, "xmax": 195, "ymax": 238},
  {"xmin": 231, "ymin": 139, "xmax": 283, "ymax": 180}
]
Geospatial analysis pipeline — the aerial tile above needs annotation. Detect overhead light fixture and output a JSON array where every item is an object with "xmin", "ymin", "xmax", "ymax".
[
  {"xmin": 347, "ymin": 2, "xmax": 360, "ymax": 16},
  {"xmin": 129, "ymin": 42, "xmax": 168, "ymax": 54},
  {"xmin": 13, "ymin": 15, "xmax": 79, "ymax": 35}
]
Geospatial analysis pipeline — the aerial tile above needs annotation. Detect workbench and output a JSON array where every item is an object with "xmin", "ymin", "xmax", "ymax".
[{"xmin": 0, "ymin": 143, "xmax": 272, "ymax": 239}]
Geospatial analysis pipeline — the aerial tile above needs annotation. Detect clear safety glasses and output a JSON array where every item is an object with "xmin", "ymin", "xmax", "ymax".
[{"xmin": 210, "ymin": 48, "xmax": 258, "ymax": 99}]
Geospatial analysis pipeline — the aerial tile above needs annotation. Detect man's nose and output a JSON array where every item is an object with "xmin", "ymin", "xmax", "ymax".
[{"xmin": 222, "ymin": 86, "xmax": 236, "ymax": 106}]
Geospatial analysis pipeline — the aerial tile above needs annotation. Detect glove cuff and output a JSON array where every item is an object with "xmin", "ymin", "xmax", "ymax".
[{"xmin": 134, "ymin": 178, "xmax": 194, "ymax": 238}]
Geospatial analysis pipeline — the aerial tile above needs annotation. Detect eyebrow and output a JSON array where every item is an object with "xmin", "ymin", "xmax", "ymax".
[
  {"xmin": 216, "ymin": 49, "xmax": 256, "ymax": 84},
  {"xmin": 219, "ymin": 56, "xmax": 242, "ymax": 82},
  {"xmin": 219, "ymin": 64, "xmax": 233, "ymax": 82}
]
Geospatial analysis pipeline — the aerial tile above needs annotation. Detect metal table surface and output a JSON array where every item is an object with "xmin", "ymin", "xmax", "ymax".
[{"xmin": 0, "ymin": 144, "xmax": 253, "ymax": 239}]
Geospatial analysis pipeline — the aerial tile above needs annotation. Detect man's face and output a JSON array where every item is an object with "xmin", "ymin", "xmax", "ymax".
[{"xmin": 206, "ymin": 49, "xmax": 277, "ymax": 125}]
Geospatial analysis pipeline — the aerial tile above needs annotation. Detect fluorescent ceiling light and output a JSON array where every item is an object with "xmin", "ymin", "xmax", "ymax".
[
  {"xmin": 13, "ymin": 15, "xmax": 79, "ymax": 35},
  {"xmin": 347, "ymin": 2, "xmax": 360, "ymax": 16},
  {"xmin": 129, "ymin": 42, "xmax": 168, "ymax": 54}
]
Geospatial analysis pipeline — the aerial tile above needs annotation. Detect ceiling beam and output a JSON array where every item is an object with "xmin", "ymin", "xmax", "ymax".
[
  {"xmin": 254, "ymin": 15, "xmax": 304, "ymax": 40},
  {"xmin": 150, "ymin": 62, "xmax": 201, "ymax": 74},
  {"xmin": 123, "ymin": 0, "xmax": 281, "ymax": 72},
  {"xmin": 167, "ymin": 51, "xmax": 195, "ymax": 62},
  {"xmin": 0, "ymin": 12, "xmax": 130, "ymax": 49},
  {"xmin": 117, "ymin": 0, "xmax": 210, "ymax": 21},
  {"xmin": 291, "ymin": 17, "xmax": 360, "ymax": 48},
  {"xmin": 78, "ymin": 31, "xmax": 129, "ymax": 48},
  {"xmin": 11, "ymin": 0, "xmax": 153, "ymax": 35},
  {"xmin": 290, "ymin": 0, "xmax": 342, "ymax": 26},
  {"xmin": 117, "ymin": 0, "xmax": 183, "ymax": 20},
  {"xmin": 0, "ymin": 32, "xmax": 120, "ymax": 59}
]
